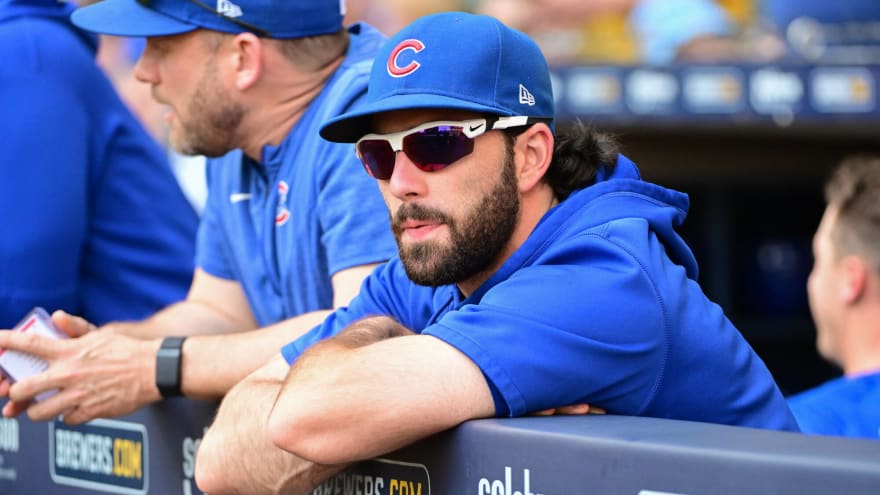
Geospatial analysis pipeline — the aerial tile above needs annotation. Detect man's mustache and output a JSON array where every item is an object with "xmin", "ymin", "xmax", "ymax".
[{"xmin": 392, "ymin": 203, "xmax": 452, "ymax": 232}]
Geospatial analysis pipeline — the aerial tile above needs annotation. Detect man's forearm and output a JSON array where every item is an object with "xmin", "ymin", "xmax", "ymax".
[
  {"xmin": 267, "ymin": 317, "xmax": 424, "ymax": 464},
  {"xmin": 180, "ymin": 310, "xmax": 331, "ymax": 399},
  {"xmin": 103, "ymin": 268, "xmax": 259, "ymax": 340},
  {"xmin": 196, "ymin": 356, "xmax": 346, "ymax": 495},
  {"xmin": 0, "ymin": 300, "xmax": 242, "ymax": 423},
  {"xmin": 103, "ymin": 300, "xmax": 249, "ymax": 339}
]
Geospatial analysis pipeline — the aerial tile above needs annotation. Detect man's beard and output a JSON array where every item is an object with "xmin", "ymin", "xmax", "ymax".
[
  {"xmin": 171, "ymin": 62, "xmax": 244, "ymax": 158},
  {"xmin": 392, "ymin": 151, "xmax": 520, "ymax": 287}
]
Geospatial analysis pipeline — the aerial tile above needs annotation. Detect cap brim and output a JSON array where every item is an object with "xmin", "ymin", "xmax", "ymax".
[
  {"xmin": 320, "ymin": 94, "xmax": 515, "ymax": 143},
  {"xmin": 71, "ymin": 0, "xmax": 198, "ymax": 37}
]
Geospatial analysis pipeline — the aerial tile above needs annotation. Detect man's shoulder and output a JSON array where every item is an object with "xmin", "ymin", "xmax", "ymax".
[
  {"xmin": 303, "ymin": 59, "xmax": 373, "ymax": 132},
  {"xmin": 795, "ymin": 372, "xmax": 880, "ymax": 402},
  {"xmin": 313, "ymin": 22, "xmax": 385, "ymax": 114},
  {"xmin": 789, "ymin": 376, "xmax": 852, "ymax": 407},
  {"xmin": 787, "ymin": 376, "xmax": 876, "ymax": 436},
  {"xmin": 321, "ymin": 58, "xmax": 373, "ymax": 113},
  {"xmin": 342, "ymin": 22, "xmax": 387, "ymax": 69}
]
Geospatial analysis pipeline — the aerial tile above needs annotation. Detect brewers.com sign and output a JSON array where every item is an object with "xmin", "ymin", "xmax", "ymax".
[
  {"xmin": 312, "ymin": 458, "xmax": 430, "ymax": 495},
  {"xmin": 50, "ymin": 418, "xmax": 148, "ymax": 494}
]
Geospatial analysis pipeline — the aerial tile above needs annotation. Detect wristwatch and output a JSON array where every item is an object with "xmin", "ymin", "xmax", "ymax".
[{"xmin": 155, "ymin": 336, "xmax": 187, "ymax": 398}]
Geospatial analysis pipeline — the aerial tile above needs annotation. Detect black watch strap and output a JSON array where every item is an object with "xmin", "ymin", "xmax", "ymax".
[{"xmin": 156, "ymin": 336, "xmax": 187, "ymax": 398}]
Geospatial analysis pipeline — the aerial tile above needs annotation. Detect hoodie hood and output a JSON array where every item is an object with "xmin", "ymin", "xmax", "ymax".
[
  {"xmin": 565, "ymin": 154, "xmax": 697, "ymax": 279},
  {"xmin": 469, "ymin": 154, "xmax": 697, "ymax": 303},
  {"xmin": 0, "ymin": 0, "xmax": 98, "ymax": 53}
]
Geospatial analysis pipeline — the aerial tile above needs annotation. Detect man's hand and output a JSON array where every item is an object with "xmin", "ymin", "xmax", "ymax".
[
  {"xmin": 0, "ymin": 312, "xmax": 162, "ymax": 424},
  {"xmin": 52, "ymin": 310, "xmax": 98, "ymax": 338},
  {"xmin": 0, "ymin": 311, "xmax": 95, "ymax": 413}
]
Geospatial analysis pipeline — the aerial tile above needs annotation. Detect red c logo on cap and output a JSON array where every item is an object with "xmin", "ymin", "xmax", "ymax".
[{"xmin": 387, "ymin": 39, "xmax": 425, "ymax": 78}]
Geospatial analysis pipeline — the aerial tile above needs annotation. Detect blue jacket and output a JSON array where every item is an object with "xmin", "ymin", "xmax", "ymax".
[
  {"xmin": 284, "ymin": 155, "xmax": 798, "ymax": 431},
  {"xmin": 0, "ymin": 0, "xmax": 199, "ymax": 327}
]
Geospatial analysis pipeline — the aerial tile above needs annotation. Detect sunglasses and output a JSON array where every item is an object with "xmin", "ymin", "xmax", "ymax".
[
  {"xmin": 137, "ymin": 0, "xmax": 271, "ymax": 37},
  {"xmin": 356, "ymin": 116, "xmax": 542, "ymax": 180}
]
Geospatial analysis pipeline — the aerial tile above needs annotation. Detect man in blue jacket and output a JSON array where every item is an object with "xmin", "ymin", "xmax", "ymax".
[
  {"xmin": 0, "ymin": 0, "xmax": 396, "ymax": 441},
  {"xmin": 196, "ymin": 12, "xmax": 798, "ymax": 494},
  {"xmin": 0, "ymin": 0, "xmax": 198, "ymax": 327},
  {"xmin": 788, "ymin": 155, "xmax": 880, "ymax": 439}
]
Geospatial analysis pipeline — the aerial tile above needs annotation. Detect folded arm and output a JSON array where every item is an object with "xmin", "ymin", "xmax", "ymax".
[
  {"xmin": 268, "ymin": 316, "xmax": 495, "ymax": 465},
  {"xmin": 195, "ymin": 355, "xmax": 346, "ymax": 495},
  {"xmin": 196, "ymin": 315, "xmax": 493, "ymax": 493}
]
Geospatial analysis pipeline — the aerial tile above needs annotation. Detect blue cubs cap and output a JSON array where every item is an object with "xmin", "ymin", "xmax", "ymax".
[
  {"xmin": 71, "ymin": 0, "xmax": 344, "ymax": 39},
  {"xmin": 320, "ymin": 11, "xmax": 555, "ymax": 142}
]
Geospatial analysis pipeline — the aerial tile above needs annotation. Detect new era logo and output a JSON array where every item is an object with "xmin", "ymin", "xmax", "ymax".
[
  {"xmin": 519, "ymin": 84, "xmax": 536, "ymax": 106},
  {"xmin": 216, "ymin": 0, "xmax": 243, "ymax": 18}
]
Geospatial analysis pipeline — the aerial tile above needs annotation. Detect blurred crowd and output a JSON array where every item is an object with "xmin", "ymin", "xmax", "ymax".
[
  {"xmin": 87, "ymin": 0, "xmax": 880, "ymax": 154},
  {"xmin": 346, "ymin": 0, "xmax": 880, "ymax": 66}
]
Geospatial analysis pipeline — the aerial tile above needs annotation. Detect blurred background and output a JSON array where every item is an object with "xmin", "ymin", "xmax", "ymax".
[{"xmin": 95, "ymin": 0, "xmax": 880, "ymax": 397}]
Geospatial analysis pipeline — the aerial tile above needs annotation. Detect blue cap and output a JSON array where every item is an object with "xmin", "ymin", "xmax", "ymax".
[
  {"xmin": 71, "ymin": 0, "xmax": 344, "ymax": 39},
  {"xmin": 320, "ymin": 12, "xmax": 555, "ymax": 142}
]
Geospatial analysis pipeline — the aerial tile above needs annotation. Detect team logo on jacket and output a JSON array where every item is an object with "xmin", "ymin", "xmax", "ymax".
[
  {"xmin": 275, "ymin": 181, "xmax": 290, "ymax": 226},
  {"xmin": 387, "ymin": 39, "xmax": 425, "ymax": 78}
]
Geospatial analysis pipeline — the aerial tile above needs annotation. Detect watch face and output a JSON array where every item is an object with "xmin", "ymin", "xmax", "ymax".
[{"xmin": 156, "ymin": 337, "xmax": 186, "ymax": 397}]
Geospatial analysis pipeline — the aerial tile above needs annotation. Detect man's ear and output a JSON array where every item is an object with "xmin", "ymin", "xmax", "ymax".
[
  {"xmin": 229, "ymin": 32, "xmax": 263, "ymax": 90},
  {"xmin": 840, "ymin": 254, "xmax": 868, "ymax": 304},
  {"xmin": 514, "ymin": 123, "xmax": 554, "ymax": 193}
]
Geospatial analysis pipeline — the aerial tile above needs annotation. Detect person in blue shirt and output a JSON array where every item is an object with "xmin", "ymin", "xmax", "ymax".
[
  {"xmin": 195, "ymin": 12, "xmax": 798, "ymax": 494},
  {"xmin": 788, "ymin": 156, "xmax": 880, "ymax": 440},
  {"xmin": 0, "ymin": 0, "xmax": 396, "ymax": 432},
  {"xmin": 0, "ymin": 0, "xmax": 197, "ymax": 327}
]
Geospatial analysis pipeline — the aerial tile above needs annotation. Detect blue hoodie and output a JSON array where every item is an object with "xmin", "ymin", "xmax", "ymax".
[
  {"xmin": 0, "ymin": 0, "xmax": 199, "ymax": 327},
  {"xmin": 283, "ymin": 155, "xmax": 798, "ymax": 432}
]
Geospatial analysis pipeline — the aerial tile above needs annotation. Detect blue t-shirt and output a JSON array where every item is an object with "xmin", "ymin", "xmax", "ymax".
[
  {"xmin": 788, "ymin": 371, "xmax": 880, "ymax": 439},
  {"xmin": 0, "ymin": 0, "xmax": 199, "ymax": 327},
  {"xmin": 196, "ymin": 23, "xmax": 397, "ymax": 327},
  {"xmin": 283, "ymin": 156, "xmax": 798, "ymax": 432}
]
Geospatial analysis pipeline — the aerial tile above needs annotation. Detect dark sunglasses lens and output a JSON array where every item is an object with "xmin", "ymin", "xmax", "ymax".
[
  {"xmin": 357, "ymin": 140, "xmax": 396, "ymax": 180},
  {"xmin": 404, "ymin": 127, "xmax": 474, "ymax": 172}
]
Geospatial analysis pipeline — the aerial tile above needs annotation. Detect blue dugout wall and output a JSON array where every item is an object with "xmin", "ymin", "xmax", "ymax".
[{"xmin": 0, "ymin": 399, "xmax": 877, "ymax": 494}]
